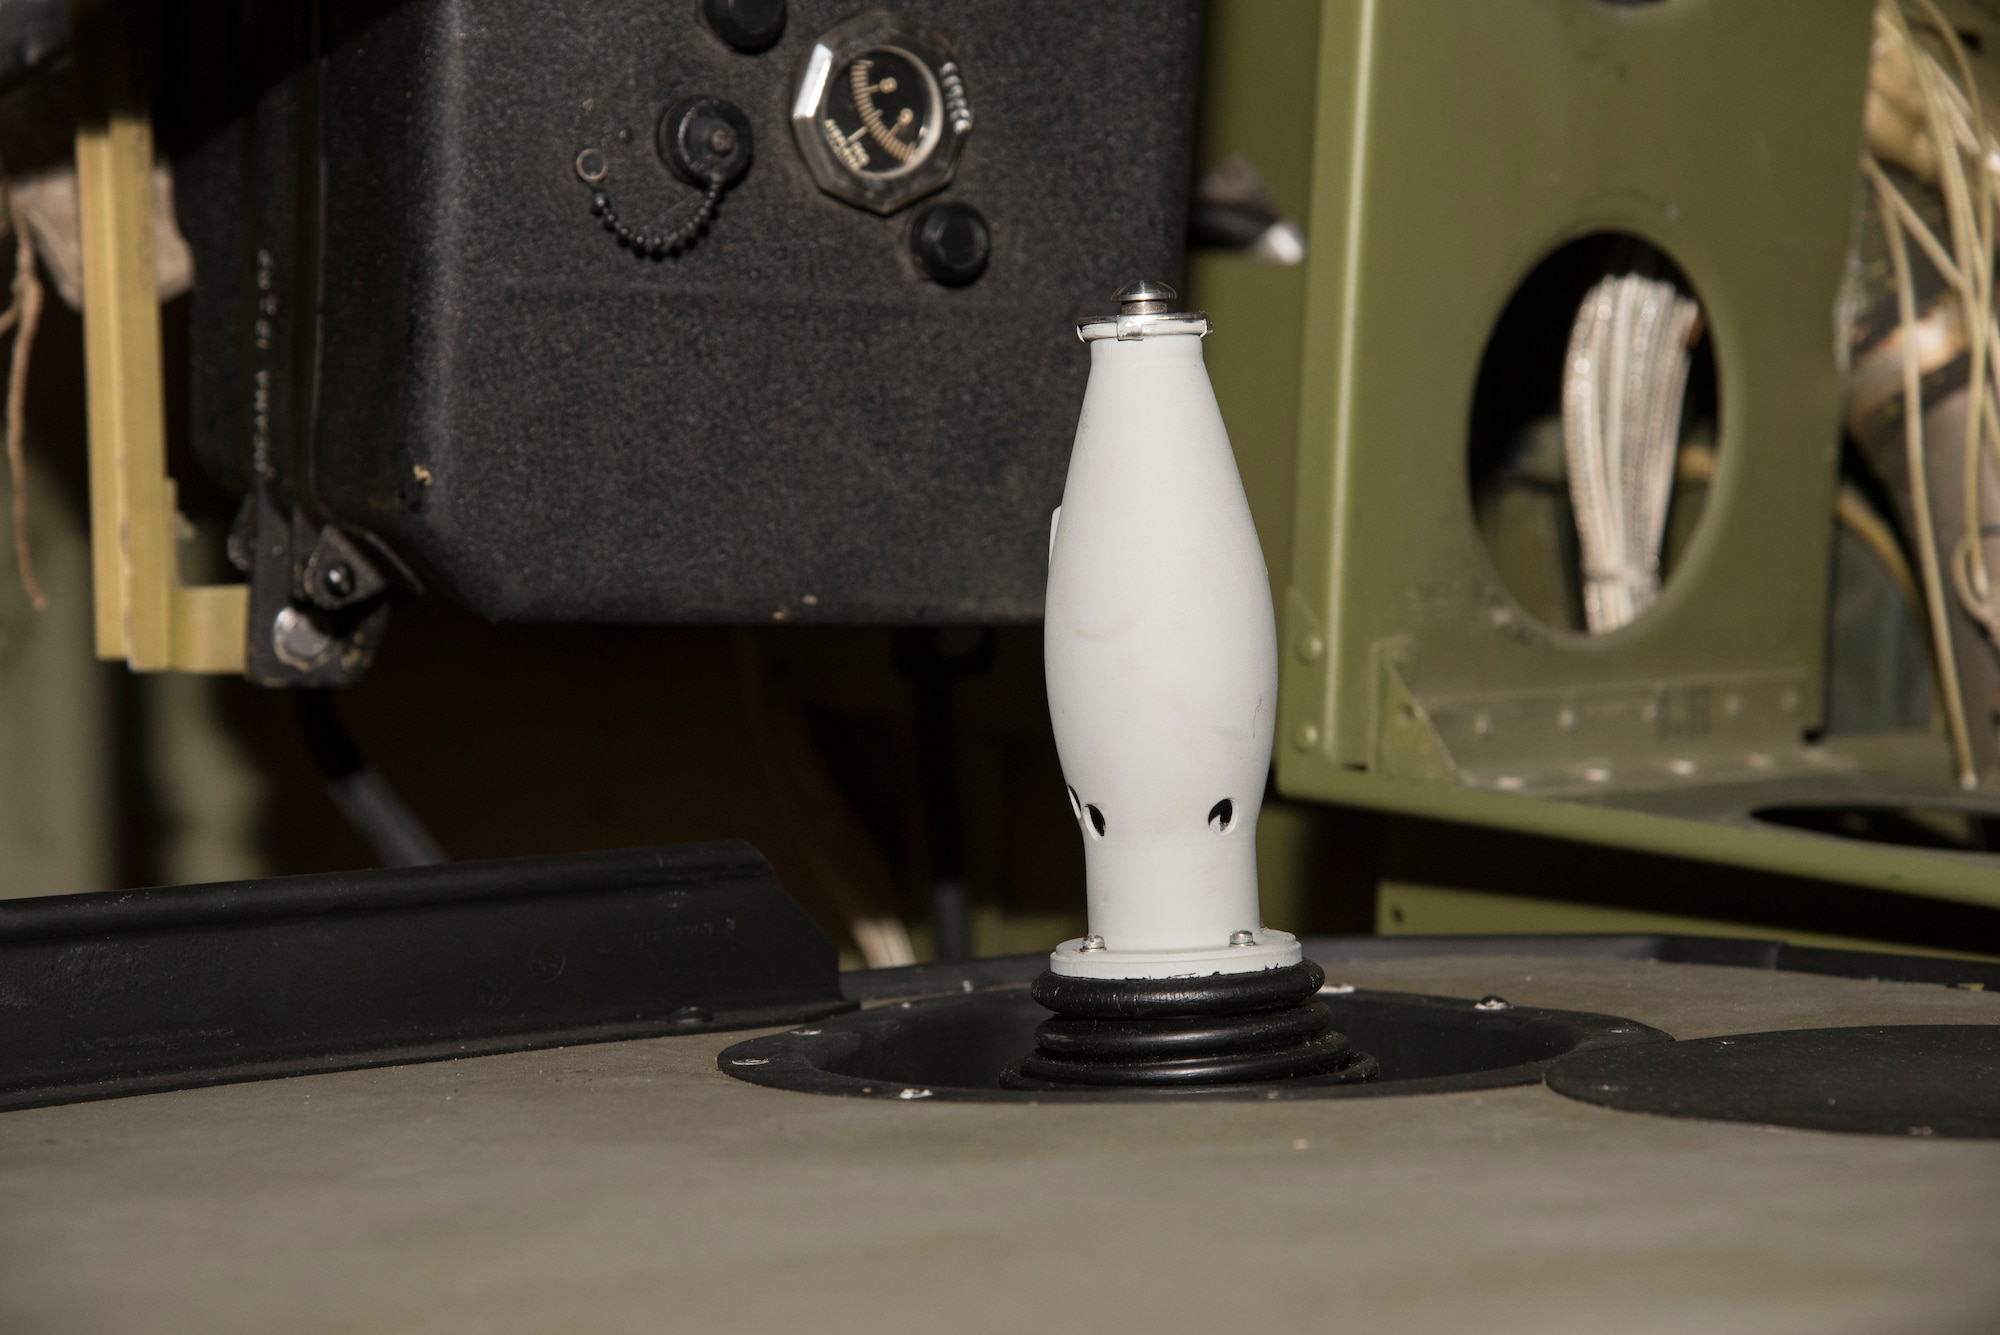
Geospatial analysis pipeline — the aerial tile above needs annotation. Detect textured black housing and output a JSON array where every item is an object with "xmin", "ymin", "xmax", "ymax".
[
  {"xmin": 172, "ymin": 0, "xmax": 1202, "ymax": 623},
  {"xmin": 0, "ymin": 842, "xmax": 851, "ymax": 1111}
]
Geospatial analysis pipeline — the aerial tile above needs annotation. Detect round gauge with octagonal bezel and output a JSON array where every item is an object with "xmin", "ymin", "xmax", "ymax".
[{"xmin": 789, "ymin": 12, "xmax": 973, "ymax": 215}]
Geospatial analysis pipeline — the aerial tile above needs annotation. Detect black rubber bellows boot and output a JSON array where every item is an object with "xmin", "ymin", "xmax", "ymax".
[{"xmin": 1005, "ymin": 960, "xmax": 1374, "ymax": 1088}]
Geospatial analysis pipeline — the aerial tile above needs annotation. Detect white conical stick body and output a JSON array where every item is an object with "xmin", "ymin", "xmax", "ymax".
[{"xmin": 1044, "ymin": 329, "xmax": 1290, "ymax": 979}]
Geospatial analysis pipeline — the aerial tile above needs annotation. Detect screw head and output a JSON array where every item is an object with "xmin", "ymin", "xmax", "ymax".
[
  {"xmin": 708, "ymin": 125, "xmax": 738, "ymax": 156},
  {"xmin": 1079, "ymin": 934, "xmax": 1106, "ymax": 952},
  {"xmin": 1228, "ymin": 930, "xmax": 1257, "ymax": 947},
  {"xmin": 322, "ymin": 561, "xmax": 356, "ymax": 599},
  {"xmin": 1474, "ymin": 995, "xmax": 1512, "ymax": 1011},
  {"xmin": 270, "ymin": 605, "xmax": 335, "ymax": 671}
]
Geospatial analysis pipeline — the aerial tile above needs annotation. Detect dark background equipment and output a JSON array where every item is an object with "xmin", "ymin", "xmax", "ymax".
[{"xmin": 165, "ymin": 0, "xmax": 1202, "ymax": 690}]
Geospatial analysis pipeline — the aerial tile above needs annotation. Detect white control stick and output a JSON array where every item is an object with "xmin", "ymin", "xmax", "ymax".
[{"xmin": 1043, "ymin": 281, "xmax": 1300, "ymax": 982}]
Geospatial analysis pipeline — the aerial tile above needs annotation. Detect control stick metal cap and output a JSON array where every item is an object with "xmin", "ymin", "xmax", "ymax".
[
  {"xmin": 1076, "ymin": 278, "xmax": 1209, "ymax": 343},
  {"xmin": 1113, "ymin": 279, "xmax": 1178, "ymax": 315}
]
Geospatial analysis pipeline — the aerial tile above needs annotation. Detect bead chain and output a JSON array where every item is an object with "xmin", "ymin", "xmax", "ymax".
[{"xmin": 589, "ymin": 177, "xmax": 727, "ymax": 260}]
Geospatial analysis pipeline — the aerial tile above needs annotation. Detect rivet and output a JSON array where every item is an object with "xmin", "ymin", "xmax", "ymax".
[
  {"xmin": 1474, "ymin": 996, "xmax": 1511, "ymax": 1011},
  {"xmin": 898, "ymin": 1087, "xmax": 934, "ymax": 1100},
  {"xmin": 1295, "ymin": 633, "xmax": 1325, "ymax": 663},
  {"xmin": 1291, "ymin": 722, "xmax": 1321, "ymax": 751},
  {"xmin": 1228, "ymin": 930, "xmax": 1256, "ymax": 947}
]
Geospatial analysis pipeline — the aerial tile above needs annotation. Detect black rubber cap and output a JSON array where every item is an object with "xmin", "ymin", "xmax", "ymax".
[
  {"xmin": 1031, "ymin": 960, "xmax": 1325, "ymax": 1019},
  {"xmin": 658, "ymin": 96, "xmax": 754, "ymax": 187},
  {"xmin": 910, "ymin": 202, "xmax": 991, "ymax": 287},
  {"xmin": 702, "ymin": 0, "xmax": 785, "ymax": 53},
  {"xmin": 1037, "ymin": 999, "xmax": 1334, "ymax": 1060},
  {"xmin": 1017, "ymin": 1030, "xmax": 1360, "ymax": 1087}
]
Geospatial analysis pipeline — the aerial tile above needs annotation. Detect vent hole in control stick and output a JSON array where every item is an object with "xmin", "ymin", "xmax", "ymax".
[
  {"xmin": 1085, "ymin": 805, "xmax": 1106, "ymax": 838},
  {"xmin": 1208, "ymin": 798, "xmax": 1234, "ymax": 833}
]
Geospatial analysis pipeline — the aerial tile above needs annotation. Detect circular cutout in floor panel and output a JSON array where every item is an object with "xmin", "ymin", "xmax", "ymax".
[{"xmin": 1546, "ymin": 1025, "xmax": 2000, "ymax": 1137}]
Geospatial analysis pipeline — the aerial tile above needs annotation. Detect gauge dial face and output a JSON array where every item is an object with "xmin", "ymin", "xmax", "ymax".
[
  {"xmin": 791, "ymin": 15, "xmax": 970, "ymax": 215},
  {"xmin": 822, "ymin": 47, "xmax": 939, "ymax": 179}
]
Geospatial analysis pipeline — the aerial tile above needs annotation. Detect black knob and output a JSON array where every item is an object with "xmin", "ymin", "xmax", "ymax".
[
  {"xmin": 658, "ymin": 96, "xmax": 754, "ymax": 187},
  {"xmin": 909, "ymin": 202, "xmax": 990, "ymax": 287},
  {"xmin": 701, "ymin": 0, "xmax": 785, "ymax": 53}
]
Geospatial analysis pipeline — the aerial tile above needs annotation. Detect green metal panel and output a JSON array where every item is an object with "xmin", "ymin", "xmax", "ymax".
[
  {"xmin": 1280, "ymin": 0, "xmax": 1876, "ymax": 789},
  {"xmin": 1192, "ymin": 0, "xmax": 2000, "ymax": 922}
]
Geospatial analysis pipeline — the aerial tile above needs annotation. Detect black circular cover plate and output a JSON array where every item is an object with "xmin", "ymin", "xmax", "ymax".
[{"xmin": 1546, "ymin": 1025, "xmax": 2000, "ymax": 1138}]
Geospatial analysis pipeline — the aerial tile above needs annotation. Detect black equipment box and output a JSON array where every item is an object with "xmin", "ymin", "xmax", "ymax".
[{"xmin": 170, "ymin": 0, "xmax": 1200, "ymax": 663}]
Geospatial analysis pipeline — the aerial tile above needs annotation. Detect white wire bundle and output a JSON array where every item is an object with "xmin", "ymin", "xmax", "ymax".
[{"xmin": 1561, "ymin": 273, "xmax": 1702, "ymax": 633}]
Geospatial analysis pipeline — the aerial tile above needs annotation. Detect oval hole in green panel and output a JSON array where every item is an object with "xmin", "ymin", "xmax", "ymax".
[{"xmin": 1466, "ymin": 233, "xmax": 1719, "ymax": 635}]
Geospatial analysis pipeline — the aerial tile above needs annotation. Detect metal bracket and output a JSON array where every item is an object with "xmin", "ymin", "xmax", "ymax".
[{"xmin": 1372, "ymin": 644, "xmax": 1459, "ymax": 784}]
